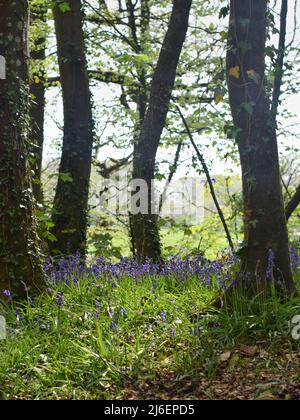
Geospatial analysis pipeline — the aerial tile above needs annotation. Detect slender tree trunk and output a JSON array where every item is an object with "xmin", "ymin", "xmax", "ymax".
[
  {"xmin": 132, "ymin": 0, "xmax": 192, "ymax": 261},
  {"xmin": 126, "ymin": 0, "xmax": 149, "ymax": 257},
  {"xmin": 176, "ymin": 105, "xmax": 234, "ymax": 252},
  {"xmin": 51, "ymin": 0, "xmax": 94, "ymax": 255},
  {"xmin": 159, "ymin": 138, "xmax": 184, "ymax": 214},
  {"xmin": 0, "ymin": 0, "xmax": 45, "ymax": 298},
  {"xmin": 271, "ymin": 0, "xmax": 288, "ymax": 120},
  {"xmin": 30, "ymin": 3, "xmax": 47, "ymax": 203},
  {"xmin": 226, "ymin": 0, "xmax": 295, "ymax": 294},
  {"xmin": 286, "ymin": 185, "xmax": 300, "ymax": 220}
]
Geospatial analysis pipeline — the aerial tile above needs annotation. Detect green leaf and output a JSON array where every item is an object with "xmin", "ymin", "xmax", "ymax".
[
  {"xmin": 219, "ymin": 6, "xmax": 229, "ymax": 19},
  {"xmin": 58, "ymin": 2, "xmax": 71, "ymax": 13},
  {"xmin": 241, "ymin": 101, "xmax": 256, "ymax": 115}
]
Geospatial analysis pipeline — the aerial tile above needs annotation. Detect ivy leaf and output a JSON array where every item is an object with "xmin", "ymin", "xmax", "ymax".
[
  {"xmin": 247, "ymin": 69, "xmax": 260, "ymax": 84},
  {"xmin": 220, "ymin": 31, "xmax": 227, "ymax": 42},
  {"xmin": 214, "ymin": 87, "xmax": 227, "ymax": 105},
  {"xmin": 219, "ymin": 6, "xmax": 229, "ymax": 19},
  {"xmin": 215, "ymin": 95, "xmax": 224, "ymax": 105},
  {"xmin": 58, "ymin": 2, "xmax": 71, "ymax": 13},
  {"xmin": 229, "ymin": 66, "xmax": 240, "ymax": 79},
  {"xmin": 241, "ymin": 101, "xmax": 256, "ymax": 115}
]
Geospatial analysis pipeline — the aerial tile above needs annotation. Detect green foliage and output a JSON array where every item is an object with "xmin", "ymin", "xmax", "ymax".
[
  {"xmin": 49, "ymin": 172, "xmax": 73, "ymax": 183},
  {"xmin": 58, "ymin": 1, "xmax": 71, "ymax": 13},
  {"xmin": 36, "ymin": 204, "xmax": 57, "ymax": 244},
  {"xmin": 88, "ymin": 229, "xmax": 123, "ymax": 259},
  {"xmin": 0, "ymin": 270, "xmax": 299, "ymax": 399}
]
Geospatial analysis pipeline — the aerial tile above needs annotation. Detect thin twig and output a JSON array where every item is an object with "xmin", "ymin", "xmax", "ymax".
[{"xmin": 175, "ymin": 105, "xmax": 234, "ymax": 252}]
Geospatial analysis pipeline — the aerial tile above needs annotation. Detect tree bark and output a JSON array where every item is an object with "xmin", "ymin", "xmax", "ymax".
[
  {"xmin": 30, "ymin": 3, "xmax": 47, "ymax": 203},
  {"xmin": 226, "ymin": 0, "xmax": 295, "ymax": 294},
  {"xmin": 131, "ymin": 0, "xmax": 192, "ymax": 261},
  {"xmin": 0, "ymin": 0, "xmax": 46, "ymax": 298},
  {"xmin": 51, "ymin": 0, "xmax": 94, "ymax": 255}
]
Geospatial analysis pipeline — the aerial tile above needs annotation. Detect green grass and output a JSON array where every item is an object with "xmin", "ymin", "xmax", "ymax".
[
  {"xmin": 0, "ymin": 272, "xmax": 300, "ymax": 400},
  {"xmin": 87, "ymin": 222, "xmax": 234, "ymax": 261}
]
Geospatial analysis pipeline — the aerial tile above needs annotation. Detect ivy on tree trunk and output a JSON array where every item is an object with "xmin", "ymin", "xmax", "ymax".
[
  {"xmin": 0, "ymin": 0, "xmax": 45, "ymax": 299},
  {"xmin": 226, "ymin": 0, "xmax": 295, "ymax": 295}
]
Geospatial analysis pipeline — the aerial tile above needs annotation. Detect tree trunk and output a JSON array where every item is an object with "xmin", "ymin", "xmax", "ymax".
[
  {"xmin": 286, "ymin": 184, "xmax": 300, "ymax": 221},
  {"xmin": 51, "ymin": 0, "xmax": 94, "ymax": 255},
  {"xmin": 126, "ymin": 0, "xmax": 149, "ymax": 257},
  {"xmin": 0, "ymin": 0, "xmax": 45, "ymax": 299},
  {"xmin": 30, "ymin": 3, "xmax": 47, "ymax": 203},
  {"xmin": 226, "ymin": 0, "xmax": 295, "ymax": 294},
  {"xmin": 132, "ymin": 0, "xmax": 192, "ymax": 261}
]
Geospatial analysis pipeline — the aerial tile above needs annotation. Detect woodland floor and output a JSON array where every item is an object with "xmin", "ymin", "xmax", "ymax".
[
  {"xmin": 1, "ymin": 256, "xmax": 300, "ymax": 400},
  {"xmin": 121, "ymin": 349, "xmax": 300, "ymax": 400}
]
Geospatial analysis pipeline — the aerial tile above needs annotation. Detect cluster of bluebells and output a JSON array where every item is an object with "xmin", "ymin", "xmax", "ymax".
[
  {"xmin": 266, "ymin": 246, "xmax": 300, "ymax": 284},
  {"xmin": 43, "ymin": 253, "xmax": 239, "ymax": 290},
  {"xmin": 2, "ymin": 247, "xmax": 300, "ymax": 340},
  {"xmin": 3, "ymin": 246, "xmax": 300, "ymax": 302},
  {"xmin": 42, "ymin": 247, "xmax": 300, "ymax": 292}
]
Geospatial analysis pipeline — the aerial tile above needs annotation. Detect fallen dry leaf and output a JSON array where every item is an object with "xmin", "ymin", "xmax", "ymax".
[
  {"xmin": 219, "ymin": 352, "xmax": 231, "ymax": 362},
  {"xmin": 240, "ymin": 345, "xmax": 258, "ymax": 356}
]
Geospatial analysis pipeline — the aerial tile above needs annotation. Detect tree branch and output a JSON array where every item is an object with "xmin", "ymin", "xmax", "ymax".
[
  {"xmin": 125, "ymin": 0, "xmax": 139, "ymax": 49},
  {"xmin": 46, "ymin": 69, "xmax": 136, "ymax": 87},
  {"xmin": 94, "ymin": 154, "xmax": 133, "ymax": 178},
  {"xmin": 159, "ymin": 138, "xmax": 184, "ymax": 213},
  {"xmin": 271, "ymin": 0, "xmax": 288, "ymax": 120}
]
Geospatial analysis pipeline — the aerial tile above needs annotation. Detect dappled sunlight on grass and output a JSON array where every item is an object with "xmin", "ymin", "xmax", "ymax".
[{"xmin": 1, "ymin": 254, "xmax": 300, "ymax": 399}]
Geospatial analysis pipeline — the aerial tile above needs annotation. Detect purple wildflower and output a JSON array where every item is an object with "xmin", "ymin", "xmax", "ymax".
[
  {"xmin": 266, "ymin": 249, "xmax": 275, "ymax": 280},
  {"xmin": 56, "ymin": 293, "xmax": 64, "ymax": 308},
  {"xmin": 46, "ymin": 288, "xmax": 55, "ymax": 296},
  {"xmin": 290, "ymin": 247, "xmax": 300, "ymax": 272},
  {"xmin": 110, "ymin": 320, "xmax": 117, "ymax": 331},
  {"xmin": 3, "ymin": 290, "xmax": 11, "ymax": 299},
  {"xmin": 160, "ymin": 310, "xmax": 167, "ymax": 322}
]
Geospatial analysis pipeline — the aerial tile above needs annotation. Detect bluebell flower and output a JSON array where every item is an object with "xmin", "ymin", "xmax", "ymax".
[
  {"xmin": 3, "ymin": 290, "xmax": 11, "ymax": 299},
  {"xmin": 110, "ymin": 320, "xmax": 117, "ymax": 331},
  {"xmin": 160, "ymin": 310, "xmax": 167, "ymax": 322},
  {"xmin": 56, "ymin": 293, "xmax": 63, "ymax": 308},
  {"xmin": 266, "ymin": 249, "xmax": 275, "ymax": 280},
  {"xmin": 46, "ymin": 288, "xmax": 54, "ymax": 296}
]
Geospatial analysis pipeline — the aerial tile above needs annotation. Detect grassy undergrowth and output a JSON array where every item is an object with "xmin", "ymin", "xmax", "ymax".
[{"xmin": 1, "ymin": 261, "xmax": 300, "ymax": 400}]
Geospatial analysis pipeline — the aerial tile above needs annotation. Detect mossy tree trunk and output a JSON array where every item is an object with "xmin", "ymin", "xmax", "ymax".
[
  {"xmin": 51, "ymin": 0, "xmax": 94, "ymax": 255},
  {"xmin": 0, "ymin": 0, "xmax": 46, "ymax": 299},
  {"xmin": 226, "ymin": 0, "xmax": 295, "ymax": 295}
]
